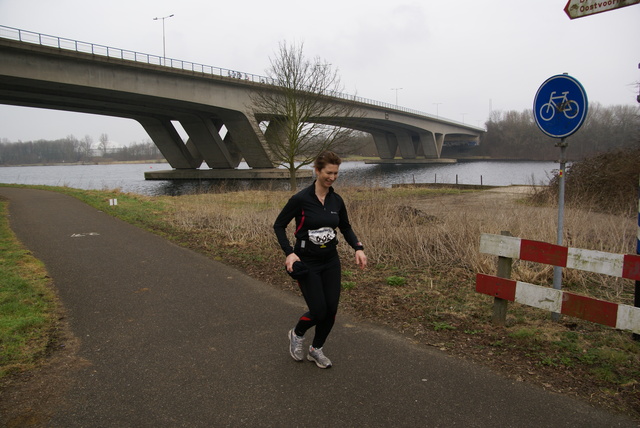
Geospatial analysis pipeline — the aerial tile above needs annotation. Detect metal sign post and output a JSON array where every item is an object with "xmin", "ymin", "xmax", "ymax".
[
  {"xmin": 533, "ymin": 74, "xmax": 588, "ymax": 321},
  {"xmin": 635, "ymin": 175, "xmax": 640, "ymax": 341},
  {"xmin": 552, "ymin": 138, "xmax": 568, "ymax": 322},
  {"xmin": 635, "ymin": 66, "xmax": 640, "ymax": 341}
]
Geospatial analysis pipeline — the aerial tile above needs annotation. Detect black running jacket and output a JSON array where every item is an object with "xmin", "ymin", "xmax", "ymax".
[{"xmin": 273, "ymin": 182, "xmax": 364, "ymax": 258}]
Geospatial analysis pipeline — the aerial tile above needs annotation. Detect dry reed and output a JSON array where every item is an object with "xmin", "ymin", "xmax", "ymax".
[{"xmin": 164, "ymin": 185, "xmax": 637, "ymax": 306}]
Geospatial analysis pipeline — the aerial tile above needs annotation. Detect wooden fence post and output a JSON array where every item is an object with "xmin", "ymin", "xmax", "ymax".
[{"xmin": 492, "ymin": 230, "xmax": 513, "ymax": 325}]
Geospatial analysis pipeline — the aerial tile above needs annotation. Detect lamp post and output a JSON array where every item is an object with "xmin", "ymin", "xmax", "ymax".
[
  {"xmin": 433, "ymin": 103, "xmax": 442, "ymax": 118},
  {"xmin": 153, "ymin": 14, "xmax": 174, "ymax": 65},
  {"xmin": 391, "ymin": 87, "xmax": 403, "ymax": 106}
]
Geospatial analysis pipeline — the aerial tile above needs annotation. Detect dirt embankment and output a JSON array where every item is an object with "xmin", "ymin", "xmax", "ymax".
[{"xmin": 408, "ymin": 185, "xmax": 537, "ymax": 212}]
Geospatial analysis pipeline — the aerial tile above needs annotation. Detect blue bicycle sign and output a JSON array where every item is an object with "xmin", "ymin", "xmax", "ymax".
[
  {"xmin": 539, "ymin": 91, "xmax": 580, "ymax": 121},
  {"xmin": 534, "ymin": 74, "xmax": 588, "ymax": 138}
]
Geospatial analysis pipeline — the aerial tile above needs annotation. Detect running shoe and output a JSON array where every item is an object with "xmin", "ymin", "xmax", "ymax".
[
  {"xmin": 288, "ymin": 329, "xmax": 304, "ymax": 361},
  {"xmin": 307, "ymin": 346, "xmax": 332, "ymax": 369}
]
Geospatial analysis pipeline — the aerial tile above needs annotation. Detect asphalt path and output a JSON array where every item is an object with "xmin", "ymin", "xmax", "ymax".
[{"xmin": 0, "ymin": 187, "xmax": 637, "ymax": 427}]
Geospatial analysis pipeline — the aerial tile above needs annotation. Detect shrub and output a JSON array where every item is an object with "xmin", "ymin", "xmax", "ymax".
[{"xmin": 531, "ymin": 147, "xmax": 640, "ymax": 216}]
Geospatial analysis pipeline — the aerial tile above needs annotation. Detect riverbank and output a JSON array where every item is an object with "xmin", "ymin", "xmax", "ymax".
[
  {"xmin": 0, "ymin": 159, "xmax": 167, "ymax": 167},
  {"xmin": 1, "ymin": 183, "xmax": 637, "ymax": 419},
  {"xmin": 1, "ymin": 156, "xmax": 551, "ymax": 168},
  {"xmin": 0, "ymin": 160, "xmax": 559, "ymax": 196}
]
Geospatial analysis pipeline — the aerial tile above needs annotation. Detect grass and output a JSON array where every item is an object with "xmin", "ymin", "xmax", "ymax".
[
  {"xmin": 1, "ymin": 181, "xmax": 639, "ymax": 419},
  {"xmin": 0, "ymin": 201, "xmax": 58, "ymax": 378}
]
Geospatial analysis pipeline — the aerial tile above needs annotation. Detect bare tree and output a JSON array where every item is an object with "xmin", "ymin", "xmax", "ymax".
[
  {"xmin": 251, "ymin": 41, "xmax": 363, "ymax": 190},
  {"xmin": 98, "ymin": 133, "xmax": 110, "ymax": 156},
  {"xmin": 79, "ymin": 135, "xmax": 94, "ymax": 160}
]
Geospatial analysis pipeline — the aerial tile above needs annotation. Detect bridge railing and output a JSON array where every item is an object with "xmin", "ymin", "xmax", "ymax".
[{"xmin": 0, "ymin": 25, "xmax": 482, "ymax": 130}]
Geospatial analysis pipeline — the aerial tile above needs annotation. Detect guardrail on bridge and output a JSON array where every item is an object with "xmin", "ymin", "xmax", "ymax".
[{"xmin": 0, "ymin": 24, "xmax": 477, "ymax": 128}]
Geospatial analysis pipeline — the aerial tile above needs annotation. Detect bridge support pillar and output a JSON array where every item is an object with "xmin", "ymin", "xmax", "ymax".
[
  {"xmin": 396, "ymin": 132, "xmax": 417, "ymax": 159},
  {"xmin": 370, "ymin": 131, "xmax": 398, "ymax": 159},
  {"xmin": 417, "ymin": 131, "xmax": 444, "ymax": 158},
  {"xmin": 217, "ymin": 112, "xmax": 275, "ymax": 168},
  {"xmin": 216, "ymin": 119, "xmax": 244, "ymax": 167},
  {"xmin": 263, "ymin": 118, "xmax": 288, "ymax": 152},
  {"xmin": 179, "ymin": 115, "xmax": 241, "ymax": 168},
  {"xmin": 137, "ymin": 117, "xmax": 202, "ymax": 169}
]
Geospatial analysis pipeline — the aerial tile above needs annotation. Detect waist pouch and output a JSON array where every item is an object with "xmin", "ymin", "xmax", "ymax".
[{"xmin": 295, "ymin": 230, "xmax": 338, "ymax": 257}]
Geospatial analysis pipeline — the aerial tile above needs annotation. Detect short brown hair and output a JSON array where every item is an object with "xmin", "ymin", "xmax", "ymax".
[{"xmin": 314, "ymin": 151, "xmax": 342, "ymax": 171}]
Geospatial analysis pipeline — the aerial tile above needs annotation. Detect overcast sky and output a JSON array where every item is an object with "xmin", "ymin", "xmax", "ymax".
[{"xmin": 1, "ymin": 0, "xmax": 638, "ymax": 146}]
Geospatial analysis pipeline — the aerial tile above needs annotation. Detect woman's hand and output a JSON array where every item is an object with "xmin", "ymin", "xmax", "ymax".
[
  {"xmin": 355, "ymin": 250, "xmax": 367, "ymax": 270},
  {"xmin": 285, "ymin": 253, "xmax": 301, "ymax": 273}
]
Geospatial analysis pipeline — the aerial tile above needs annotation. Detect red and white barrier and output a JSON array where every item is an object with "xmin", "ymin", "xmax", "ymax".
[
  {"xmin": 479, "ymin": 233, "xmax": 640, "ymax": 280},
  {"xmin": 477, "ymin": 233, "xmax": 640, "ymax": 334}
]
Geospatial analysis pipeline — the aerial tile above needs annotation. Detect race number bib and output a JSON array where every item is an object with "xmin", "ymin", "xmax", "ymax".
[{"xmin": 308, "ymin": 227, "xmax": 336, "ymax": 246}]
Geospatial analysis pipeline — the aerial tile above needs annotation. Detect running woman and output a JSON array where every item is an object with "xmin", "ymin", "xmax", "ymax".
[{"xmin": 273, "ymin": 151, "xmax": 367, "ymax": 368}]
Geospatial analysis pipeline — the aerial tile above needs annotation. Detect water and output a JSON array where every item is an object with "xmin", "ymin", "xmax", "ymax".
[
  {"xmin": 336, "ymin": 160, "xmax": 557, "ymax": 188},
  {"xmin": 0, "ymin": 160, "xmax": 558, "ymax": 196}
]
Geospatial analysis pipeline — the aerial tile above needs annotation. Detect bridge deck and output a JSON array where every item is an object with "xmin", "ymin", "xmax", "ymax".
[{"xmin": 0, "ymin": 26, "xmax": 485, "ymax": 180}]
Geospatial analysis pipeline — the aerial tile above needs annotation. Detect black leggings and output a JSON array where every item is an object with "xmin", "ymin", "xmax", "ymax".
[{"xmin": 293, "ymin": 252, "xmax": 341, "ymax": 349}]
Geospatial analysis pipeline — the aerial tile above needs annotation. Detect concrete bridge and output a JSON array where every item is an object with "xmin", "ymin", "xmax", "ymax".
[{"xmin": 0, "ymin": 26, "xmax": 484, "ymax": 180}]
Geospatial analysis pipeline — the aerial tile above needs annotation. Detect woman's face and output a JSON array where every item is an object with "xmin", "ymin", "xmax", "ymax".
[{"xmin": 315, "ymin": 163, "xmax": 339, "ymax": 189}]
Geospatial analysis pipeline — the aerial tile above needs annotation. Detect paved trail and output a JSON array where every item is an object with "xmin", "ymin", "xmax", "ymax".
[{"xmin": 0, "ymin": 187, "xmax": 637, "ymax": 427}]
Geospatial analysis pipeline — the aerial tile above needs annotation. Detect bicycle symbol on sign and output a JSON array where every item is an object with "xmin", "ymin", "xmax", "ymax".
[{"xmin": 539, "ymin": 91, "xmax": 580, "ymax": 121}]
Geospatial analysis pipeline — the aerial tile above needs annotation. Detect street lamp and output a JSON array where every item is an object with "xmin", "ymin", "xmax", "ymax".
[
  {"xmin": 433, "ymin": 103, "xmax": 442, "ymax": 118},
  {"xmin": 153, "ymin": 14, "xmax": 174, "ymax": 65},
  {"xmin": 390, "ymin": 87, "xmax": 403, "ymax": 106}
]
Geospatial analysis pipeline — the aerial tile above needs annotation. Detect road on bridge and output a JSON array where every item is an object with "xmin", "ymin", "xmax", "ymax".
[{"xmin": 0, "ymin": 187, "xmax": 636, "ymax": 427}]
